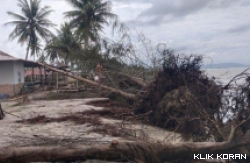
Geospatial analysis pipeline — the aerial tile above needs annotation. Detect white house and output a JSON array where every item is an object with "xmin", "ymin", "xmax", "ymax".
[{"xmin": 0, "ymin": 50, "xmax": 40, "ymax": 97}]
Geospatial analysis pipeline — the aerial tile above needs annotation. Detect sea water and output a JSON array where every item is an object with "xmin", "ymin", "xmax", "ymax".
[
  {"xmin": 205, "ymin": 67, "xmax": 250, "ymax": 123},
  {"xmin": 205, "ymin": 67, "xmax": 250, "ymax": 86}
]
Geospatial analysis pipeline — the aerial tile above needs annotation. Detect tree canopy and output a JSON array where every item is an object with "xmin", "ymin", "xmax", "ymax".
[
  {"xmin": 64, "ymin": 0, "xmax": 119, "ymax": 49},
  {"xmin": 45, "ymin": 22, "xmax": 81, "ymax": 64},
  {"xmin": 5, "ymin": 0, "xmax": 55, "ymax": 60}
]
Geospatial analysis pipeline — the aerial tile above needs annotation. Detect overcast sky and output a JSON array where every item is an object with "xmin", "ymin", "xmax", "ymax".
[{"xmin": 1, "ymin": 0, "xmax": 250, "ymax": 64}]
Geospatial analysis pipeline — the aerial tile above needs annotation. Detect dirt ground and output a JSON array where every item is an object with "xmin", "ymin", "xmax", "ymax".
[{"xmin": 0, "ymin": 92, "xmax": 183, "ymax": 149}]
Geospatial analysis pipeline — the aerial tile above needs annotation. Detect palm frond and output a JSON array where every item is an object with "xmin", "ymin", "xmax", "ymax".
[
  {"xmin": 4, "ymin": 20, "xmax": 28, "ymax": 26},
  {"xmin": 30, "ymin": 0, "xmax": 40, "ymax": 16},
  {"xmin": 64, "ymin": 10, "xmax": 83, "ymax": 19},
  {"xmin": 65, "ymin": 0, "xmax": 84, "ymax": 9},
  {"xmin": 6, "ymin": 12, "xmax": 26, "ymax": 20},
  {"xmin": 37, "ymin": 6, "xmax": 54, "ymax": 19},
  {"xmin": 17, "ymin": 0, "xmax": 29, "ymax": 12},
  {"xmin": 36, "ymin": 26, "xmax": 54, "ymax": 40},
  {"xmin": 30, "ymin": 38, "xmax": 42, "ymax": 57}
]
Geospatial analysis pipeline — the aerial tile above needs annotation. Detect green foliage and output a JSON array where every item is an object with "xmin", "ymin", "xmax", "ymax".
[
  {"xmin": 64, "ymin": 0, "xmax": 119, "ymax": 48},
  {"xmin": 43, "ymin": 0, "xmax": 127, "ymax": 70},
  {"xmin": 45, "ymin": 23, "xmax": 81, "ymax": 64}
]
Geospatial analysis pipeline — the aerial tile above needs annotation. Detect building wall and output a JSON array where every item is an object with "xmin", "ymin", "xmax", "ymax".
[
  {"xmin": 0, "ymin": 61, "xmax": 24, "ymax": 96},
  {"xmin": 0, "ymin": 61, "xmax": 14, "ymax": 84},
  {"xmin": 0, "ymin": 83, "xmax": 24, "ymax": 97},
  {"xmin": 13, "ymin": 61, "xmax": 24, "ymax": 84}
]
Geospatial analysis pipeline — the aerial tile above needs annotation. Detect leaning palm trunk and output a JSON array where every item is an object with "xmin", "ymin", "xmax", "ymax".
[{"xmin": 38, "ymin": 62, "xmax": 137, "ymax": 100}]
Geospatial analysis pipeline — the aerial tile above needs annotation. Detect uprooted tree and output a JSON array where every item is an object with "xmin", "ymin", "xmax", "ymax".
[
  {"xmin": 0, "ymin": 38, "xmax": 241, "ymax": 162},
  {"xmin": 23, "ymin": 50, "xmax": 250, "ymax": 163}
]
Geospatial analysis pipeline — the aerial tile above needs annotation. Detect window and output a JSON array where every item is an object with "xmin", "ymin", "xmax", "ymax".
[{"xmin": 18, "ymin": 71, "xmax": 21, "ymax": 83}]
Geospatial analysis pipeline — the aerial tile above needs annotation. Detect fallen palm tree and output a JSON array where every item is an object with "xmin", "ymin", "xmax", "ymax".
[
  {"xmin": 1, "ymin": 135, "xmax": 250, "ymax": 163},
  {"xmin": 38, "ymin": 62, "xmax": 137, "ymax": 100}
]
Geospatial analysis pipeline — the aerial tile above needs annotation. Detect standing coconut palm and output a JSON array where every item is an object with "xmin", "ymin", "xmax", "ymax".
[
  {"xmin": 5, "ymin": 0, "xmax": 55, "ymax": 60},
  {"xmin": 45, "ymin": 23, "xmax": 81, "ymax": 64},
  {"xmin": 44, "ymin": 37, "xmax": 59, "ymax": 63},
  {"xmin": 64, "ymin": 0, "xmax": 118, "ymax": 50}
]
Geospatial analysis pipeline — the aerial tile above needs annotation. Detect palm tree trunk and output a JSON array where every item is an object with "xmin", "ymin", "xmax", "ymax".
[{"xmin": 25, "ymin": 40, "xmax": 31, "ymax": 60}]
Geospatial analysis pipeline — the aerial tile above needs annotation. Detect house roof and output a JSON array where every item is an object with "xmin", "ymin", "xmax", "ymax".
[
  {"xmin": 0, "ymin": 50, "xmax": 19, "ymax": 61},
  {"xmin": 25, "ymin": 68, "xmax": 45, "ymax": 77},
  {"xmin": 0, "ymin": 50, "xmax": 41, "ymax": 67}
]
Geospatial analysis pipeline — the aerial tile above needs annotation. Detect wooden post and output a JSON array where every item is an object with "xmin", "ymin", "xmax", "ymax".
[
  {"xmin": 51, "ymin": 71, "xmax": 53, "ymax": 85},
  {"xmin": 39, "ymin": 67, "xmax": 42, "ymax": 83},
  {"xmin": 32, "ymin": 67, "xmax": 34, "ymax": 82},
  {"xmin": 0, "ymin": 103, "xmax": 5, "ymax": 120},
  {"xmin": 39, "ymin": 67, "xmax": 44, "ymax": 91},
  {"xmin": 56, "ymin": 72, "xmax": 59, "ymax": 92},
  {"xmin": 76, "ymin": 72, "xmax": 79, "ymax": 92}
]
